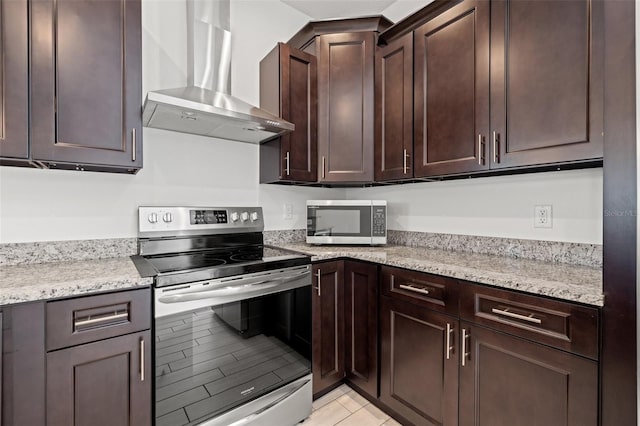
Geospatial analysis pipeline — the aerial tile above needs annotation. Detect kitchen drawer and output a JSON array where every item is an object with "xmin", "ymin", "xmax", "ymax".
[
  {"xmin": 460, "ymin": 283, "xmax": 599, "ymax": 360},
  {"xmin": 381, "ymin": 266, "xmax": 459, "ymax": 315},
  {"xmin": 47, "ymin": 288, "xmax": 151, "ymax": 351}
]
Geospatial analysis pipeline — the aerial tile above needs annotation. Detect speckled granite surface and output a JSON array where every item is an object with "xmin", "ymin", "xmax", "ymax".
[
  {"xmin": 388, "ymin": 230, "xmax": 602, "ymax": 268},
  {"xmin": 280, "ymin": 243, "xmax": 604, "ymax": 306},
  {"xmin": 0, "ymin": 257, "xmax": 152, "ymax": 305},
  {"xmin": 0, "ymin": 238, "xmax": 138, "ymax": 267},
  {"xmin": 264, "ymin": 230, "xmax": 307, "ymax": 246}
]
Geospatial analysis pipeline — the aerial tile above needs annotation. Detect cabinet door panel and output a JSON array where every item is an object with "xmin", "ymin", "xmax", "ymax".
[
  {"xmin": 282, "ymin": 44, "xmax": 318, "ymax": 181},
  {"xmin": 47, "ymin": 331, "xmax": 151, "ymax": 426},
  {"xmin": 490, "ymin": 0, "xmax": 603, "ymax": 168},
  {"xmin": 414, "ymin": 0, "xmax": 490, "ymax": 177},
  {"xmin": 0, "ymin": 0, "xmax": 29, "ymax": 159},
  {"xmin": 318, "ymin": 32, "xmax": 374, "ymax": 182},
  {"xmin": 31, "ymin": 0, "xmax": 142, "ymax": 169},
  {"xmin": 459, "ymin": 323, "xmax": 598, "ymax": 426},
  {"xmin": 375, "ymin": 33, "xmax": 413, "ymax": 181},
  {"xmin": 312, "ymin": 261, "xmax": 345, "ymax": 395},
  {"xmin": 344, "ymin": 261, "xmax": 377, "ymax": 397},
  {"xmin": 380, "ymin": 297, "xmax": 458, "ymax": 426}
]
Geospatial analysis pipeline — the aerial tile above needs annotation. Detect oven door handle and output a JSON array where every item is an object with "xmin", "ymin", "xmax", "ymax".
[{"xmin": 157, "ymin": 272, "xmax": 309, "ymax": 303}]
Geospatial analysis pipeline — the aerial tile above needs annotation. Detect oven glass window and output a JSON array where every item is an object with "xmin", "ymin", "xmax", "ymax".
[
  {"xmin": 154, "ymin": 288, "xmax": 311, "ymax": 425},
  {"xmin": 307, "ymin": 206, "xmax": 372, "ymax": 237}
]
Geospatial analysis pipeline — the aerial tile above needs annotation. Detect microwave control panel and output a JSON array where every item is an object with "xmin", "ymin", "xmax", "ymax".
[{"xmin": 373, "ymin": 206, "xmax": 386, "ymax": 236}]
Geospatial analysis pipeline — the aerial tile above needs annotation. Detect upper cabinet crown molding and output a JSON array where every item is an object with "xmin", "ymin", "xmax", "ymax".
[{"xmin": 287, "ymin": 15, "xmax": 393, "ymax": 50}]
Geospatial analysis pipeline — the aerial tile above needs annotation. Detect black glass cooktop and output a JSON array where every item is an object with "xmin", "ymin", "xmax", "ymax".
[{"xmin": 133, "ymin": 245, "xmax": 310, "ymax": 287}]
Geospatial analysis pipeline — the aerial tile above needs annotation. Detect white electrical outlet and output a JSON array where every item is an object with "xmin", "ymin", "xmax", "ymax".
[
  {"xmin": 534, "ymin": 205, "xmax": 553, "ymax": 228},
  {"xmin": 283, "ymin": 203, "xmax": 293, "ymax": 220}
]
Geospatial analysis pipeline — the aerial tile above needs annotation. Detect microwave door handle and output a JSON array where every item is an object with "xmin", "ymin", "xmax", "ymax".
[{"xmin": 158, "ymin": 270, "xmax": 309, "ymax": 303}]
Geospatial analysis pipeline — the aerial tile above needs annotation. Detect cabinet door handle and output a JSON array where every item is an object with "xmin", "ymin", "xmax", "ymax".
[
  {"xmin": 132, "ymin": 128, "xmax": 137, "ymax": 162},
  {"xmin": 493, "ymin": 131, "xmax": 500, "ymax": 163},
  {"xmin": 321, "ymin": 156, "xmax": 326, "ymax": 179},
  {"xmin": 478, "ymin": 134, "xmax": 485, "ymax": 166},
  {"xmin": 314, "ymin": 270, "xmax": 321, "ymax": 296},
  {"xmin": 399, "ymin": 284, "xmax": 430, "ymax": 295},
  {"xmin": 140, "ymin": 338, "xmax": 145, "ymax": 382},
  {"xmin": 285, "ymin": 151, "xmax": 290, "ymax": 176},
  {"xmin": 461, "ymin": 328, "xmax": 470, "ymax": 367},
  {"xmin": 403, "ymin": 149, "xmax": 409, "ymax": 174},
  {"xmin": 491, "ymin": 307, "xmax": 542, "ymax": 324},
  {"xmin": 446, "ymin": 323, "xmax": 454, "ymax": 360}
]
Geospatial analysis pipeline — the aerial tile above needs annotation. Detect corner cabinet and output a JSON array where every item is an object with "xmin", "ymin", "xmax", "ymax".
[
  {"xmin": 317, "ymin": 32, "xmax": 375, "ymax": 183},
  {"xmin": 0, "ymin": 0, "xmax": 29, "ymax": 162},
  {"xmin": 260, "ymin": 43, "xmax": 317, "ymax": 183},
  {"xmin": 46, "ymin": 289, "xmax": 152, "ymax": 426},
  {"xmin": 29, "ymin": 0, "xmax": 142, "ymax": 173}
]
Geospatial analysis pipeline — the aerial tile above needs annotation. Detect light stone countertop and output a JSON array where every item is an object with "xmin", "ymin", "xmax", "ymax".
[
  {"xmin": 0, "ymin": 257, "xmax": 152, "ymax": 305},
  {"xmin": 278, "ymin": 243, "xmax": 604, "ymax": 306}
]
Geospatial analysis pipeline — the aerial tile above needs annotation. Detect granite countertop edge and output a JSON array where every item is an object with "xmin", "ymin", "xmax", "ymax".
[
  {"xmin": 279, "ymin": 244, "xmax": 604, "ymax": 307},
  {"xmin": 0, "ymin": 256, "xmax": 153, "ymax": 306}
]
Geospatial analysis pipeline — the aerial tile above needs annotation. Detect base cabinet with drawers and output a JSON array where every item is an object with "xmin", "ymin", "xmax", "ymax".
[{"xmin": 46, "ymin": 288, "xmax": 152, "ymax": 426}]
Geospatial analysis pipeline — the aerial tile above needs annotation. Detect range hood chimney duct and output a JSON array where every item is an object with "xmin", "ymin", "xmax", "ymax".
[{"xmin": 142, "ymin": 0, "xmax": 294, "ymax": 143}]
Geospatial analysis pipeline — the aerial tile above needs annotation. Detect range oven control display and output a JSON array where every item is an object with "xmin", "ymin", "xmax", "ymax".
[{"xmin": 190, "ymin": 210, "xmax": 228, "ymax": 224}]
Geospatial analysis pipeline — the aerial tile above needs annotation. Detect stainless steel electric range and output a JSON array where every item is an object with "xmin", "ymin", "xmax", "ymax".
[{"xmin": 131, "ymin": 206, "xmax": 312, "ymax": 426}]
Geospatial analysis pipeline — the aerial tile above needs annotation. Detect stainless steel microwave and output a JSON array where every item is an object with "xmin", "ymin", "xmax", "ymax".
[{"xmin": 306, "ymin": 200, "xmax": 387, "ymax": 245}]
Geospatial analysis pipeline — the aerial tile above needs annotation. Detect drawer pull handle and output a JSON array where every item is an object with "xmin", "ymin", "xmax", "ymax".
[
  {"xmin": 74, "ymin": 311, "xmax": 129, "ymax": 328},
  {"xmin": 491, "ymin": 308, "xmax": 542, "ymax": 324},
  {"xmin": 399, "ymin": 284, "xmax": 430, "ymax": 295}
]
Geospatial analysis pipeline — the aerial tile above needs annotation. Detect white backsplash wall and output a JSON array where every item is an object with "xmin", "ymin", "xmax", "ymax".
[{"xmin": 346, "ymin": 168, "xmax": 603, "ymax": 244}]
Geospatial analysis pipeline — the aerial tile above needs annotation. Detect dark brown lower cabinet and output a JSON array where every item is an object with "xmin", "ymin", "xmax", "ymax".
[
  {"xmin": 344, "ymin": 261, "xmax": 378, "ymax": 398},
  {"xmin": 1, "ymin": 303, "xmax": 46, "ymax": 426},
  {"xmin": 458, "ymin": 322, "xmax": 598, "ymax": 426},
  {"xmin": 380, "ymin": 296, "xmax": 458, "ymax": 426},
  {"xmin": 47, "ymin": 330, "xmax": 151, "ymax": 426},
  {"xmin": 312, "ymin": 261, "xmax": 345, "ymax": 395}
]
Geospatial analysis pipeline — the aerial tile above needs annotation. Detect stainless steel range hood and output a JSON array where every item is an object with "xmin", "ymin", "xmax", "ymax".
[{"xmin": 142, "ymin": 0, "xmax": 294, "ymax": 143}]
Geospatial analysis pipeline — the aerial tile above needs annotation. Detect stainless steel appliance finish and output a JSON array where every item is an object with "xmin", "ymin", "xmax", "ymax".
[
  {"xmin": 306, "ymin": 200, "xmax": 387, "ymax": 245},
  {"xmin": 142, "ymin": 0, "xmax": 294, "ymax": 143},
  {"xmin": 134, "ymin": 206, "xmax": 312, "ymax": 426}
]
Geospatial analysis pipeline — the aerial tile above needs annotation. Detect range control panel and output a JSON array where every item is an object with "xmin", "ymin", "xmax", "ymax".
[{"xmin": 138, "ymin": 206, "xmax": 264, "ymax": 237}]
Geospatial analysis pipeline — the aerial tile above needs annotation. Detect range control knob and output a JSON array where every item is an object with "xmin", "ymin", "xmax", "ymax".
[
  {"xmin": 148, "ymin": 213, "xmax": 158, "ymax": 224},
  {"xmin": 163, "ymin": 212, "xmax": 173, "ymax": 223},
  {"xmin": 240, "ymin": 212, "xmax": 250, "ymax": 222},
  {"xmin": 250, "ymin": 212, "xmax": 259, "ymax": 222},
  {"xmin": 230, "ymin": 212, "xmax": 240, "ymax": 222}
]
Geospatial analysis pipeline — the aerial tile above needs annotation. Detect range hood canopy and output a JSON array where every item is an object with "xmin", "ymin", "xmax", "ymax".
[{"xmin": 142, "ymin": 0, "xmax": 294, "ymax": 143}]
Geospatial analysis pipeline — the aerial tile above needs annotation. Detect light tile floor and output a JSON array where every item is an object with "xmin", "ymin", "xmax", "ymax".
[{"xmin": 301, "ymin": 384, "xmax": 402, "ymax": 426}]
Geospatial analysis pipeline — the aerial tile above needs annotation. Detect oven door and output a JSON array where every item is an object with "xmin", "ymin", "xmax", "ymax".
[{"xmin": 154, "ymin": 265, "xmax": 312, "ymax": 426}]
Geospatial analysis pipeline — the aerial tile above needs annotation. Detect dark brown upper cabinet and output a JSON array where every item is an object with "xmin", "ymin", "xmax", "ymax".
[
  {"xmin": 30, "ymin": 0, "xmax": 142, "ymax": 173},
  {"xmin": 317, "ymin": 32, "xmax": 375, "ymax": 183},
  {"xmin": 489, "ymin": 0, "xmax": 603, "ymax": 169},
  {"xmin": 374, "ymin": 33, "xmax": 414, "ymax": 181},
  {"xmin": 413, "ymin": 0, "xmax": 490, "ymax": 177},
  {"xmin": 260, "ymin": 43, "xmax": 317, "ymax": 183},
  {"xmin": 0, "ymin": 0, "xmax": 29, "ymax": 161}
]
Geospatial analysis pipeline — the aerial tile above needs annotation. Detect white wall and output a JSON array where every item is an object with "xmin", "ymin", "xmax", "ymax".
[
  {"xmin": 346, "ymin": 168, "xmax": 603, "ymax": 244},
  {"xmin": 0, "ymin": 0, "xmax": 603, "ymax": 245}
]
